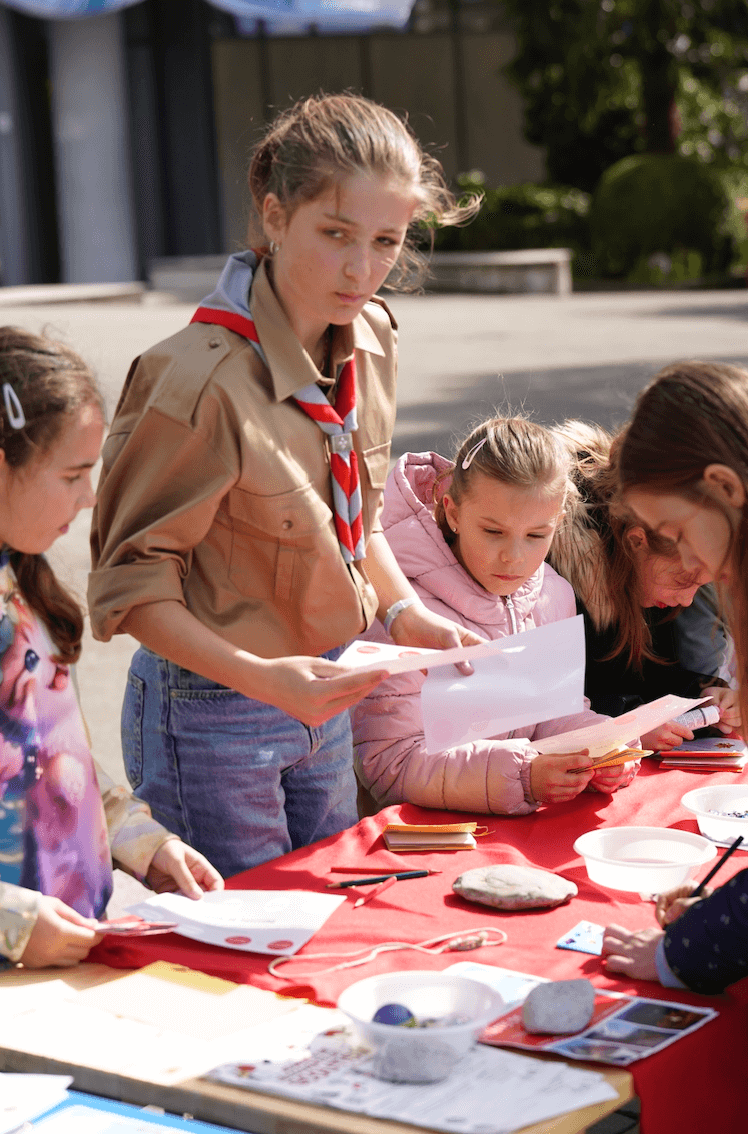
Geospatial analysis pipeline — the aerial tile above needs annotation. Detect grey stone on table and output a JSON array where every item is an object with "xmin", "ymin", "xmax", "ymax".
[
  {"xmin": 452, "ymin": 864, "xmax": 577, "ymax": 911},
  {"xmin": 522, "ymin": 979, "xmax": 596, "ymax": 1035}
]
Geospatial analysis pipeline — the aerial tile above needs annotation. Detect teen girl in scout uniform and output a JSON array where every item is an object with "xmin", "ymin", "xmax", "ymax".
[{"xmin": 89, "ymin": 93, "xmax": 482, "ymax": 877}]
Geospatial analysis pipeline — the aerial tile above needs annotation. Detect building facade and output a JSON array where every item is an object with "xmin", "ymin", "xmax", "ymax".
[{"xmin": 0, "ymin": 0, "xmax": 543, "ymax": 285}]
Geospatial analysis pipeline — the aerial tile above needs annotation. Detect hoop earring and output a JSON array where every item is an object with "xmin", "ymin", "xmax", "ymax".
[{"xmin": 269, "ymin": 240, "xmax": 280, "ymax": 255}]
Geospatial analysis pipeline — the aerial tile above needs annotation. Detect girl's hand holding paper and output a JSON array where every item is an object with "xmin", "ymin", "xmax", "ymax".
[{"xmin": 530, "ymin": 750, "xmax": 593, "ymax": 803}]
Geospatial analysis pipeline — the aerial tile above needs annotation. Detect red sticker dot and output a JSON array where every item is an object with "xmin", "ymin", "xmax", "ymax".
[
  {"xmin": 398, "ymin": 650, "xmax": 423, "ymax": 657},
  {"xmin": 268, "ymin": 939, "xmax": 294, "ymax": 950},
  {"xmin": 224, "ymin": 935, "xmax": 252, "ymax": 945},
  {"xmin": 356, "ymin": 645, "xmax": 380, "ymax": 654}
]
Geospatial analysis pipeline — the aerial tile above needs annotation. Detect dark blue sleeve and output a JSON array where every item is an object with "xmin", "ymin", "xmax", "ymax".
[{"xmin": 663, "ymin": 867, "xmax": 748, "ymax": 993}]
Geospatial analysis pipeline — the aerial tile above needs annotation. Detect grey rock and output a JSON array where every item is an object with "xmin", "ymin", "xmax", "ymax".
[
  {"xmin": 522, "ymin": 980, "xmax": 596, "ymax": 1035},
  {"xmin": 452, "ymin": 865, "xmax": 577, "ymax": 911}
]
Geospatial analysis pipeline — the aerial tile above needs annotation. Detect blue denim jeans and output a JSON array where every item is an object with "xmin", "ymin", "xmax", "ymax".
[{"xmin": 122, "ymin": 646, "xmax": 358, "ymax": 878}]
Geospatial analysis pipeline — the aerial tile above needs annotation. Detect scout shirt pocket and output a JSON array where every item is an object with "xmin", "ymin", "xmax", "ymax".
[
  {"xmin": 360, "ymin": 441, "xmax": 391, "ymax": 533},
  {"xmin": 226, "ymin": 481, "xmax": 333, "ymax": 603}
]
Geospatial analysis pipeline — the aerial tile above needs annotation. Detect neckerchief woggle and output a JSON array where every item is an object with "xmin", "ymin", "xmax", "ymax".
[{"xmin": 191, "ymin": 251, "xmax": 365, "ymax": 563}]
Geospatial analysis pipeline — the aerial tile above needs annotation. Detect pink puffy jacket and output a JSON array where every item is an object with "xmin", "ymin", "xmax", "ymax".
[{"xmin": 352, "ymin": 451, "xmax": 607, "ymax": 815}]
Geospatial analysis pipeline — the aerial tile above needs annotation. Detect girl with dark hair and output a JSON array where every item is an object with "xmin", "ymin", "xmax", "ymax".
[
  {"xmin": 0, "ymin": 327, "xmax": 221, "ymax": 970},
  {"xmin": 89, "ymin": 93, "xmax": 483, "ymax": 876}
]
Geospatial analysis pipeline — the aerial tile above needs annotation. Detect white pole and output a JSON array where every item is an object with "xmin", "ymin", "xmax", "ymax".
[{"xmin": 48, "ymin": 11, "xmax": 137, "ymax": 283}]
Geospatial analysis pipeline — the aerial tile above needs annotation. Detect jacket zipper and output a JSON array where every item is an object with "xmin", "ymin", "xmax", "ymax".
[{"xmin": 504, "ymin": 593, "xmax": 518, "ymax": 737}]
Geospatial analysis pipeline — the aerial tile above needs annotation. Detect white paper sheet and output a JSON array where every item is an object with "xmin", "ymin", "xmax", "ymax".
[
  {"xmin": 337, "ymin": 636, "xmax": 544, "ymax": 676},
  {"xmin": 127, "ymin": 889, "xmax": 346, "ymax": 955},
  {"xmin": 420, "ymin": 615, "xmax": 585, "ymax": 753},
  {"xmin": 534, "ymin": 694, "xmax": 709, "ymax": 761},
  {"xmin": 0, "ymin": 1073, "xmax": 71, "ymax": 1134}
]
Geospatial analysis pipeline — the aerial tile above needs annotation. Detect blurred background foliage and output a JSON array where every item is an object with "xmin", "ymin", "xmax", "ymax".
[{"xmin": 438, "ymin": 0, "xmax": 748, "ymax": 284}]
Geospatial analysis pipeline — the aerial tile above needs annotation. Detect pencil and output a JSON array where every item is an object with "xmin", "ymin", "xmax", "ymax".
[
  {"xmin": 354, "ymin": 876, "xmax": 398, "ymax": 908},
  {"xmin": 327, "ymin": 869, "xmax": 433, "ymax": 888},
  {"xmin": 691, "ymin": 835, "xmax": 744, "ymax": 897},
  {"xmin": 329, "ymin": 866, "xmax": 442, "ymax": 875}
]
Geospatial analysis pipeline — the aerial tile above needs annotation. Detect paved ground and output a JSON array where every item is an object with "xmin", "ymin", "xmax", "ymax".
[{"xmin": 2, "ymin": 284, "xmax": 748, "ymax": 788}]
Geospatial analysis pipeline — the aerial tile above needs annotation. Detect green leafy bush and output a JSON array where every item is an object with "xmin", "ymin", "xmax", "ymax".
[
  {"xmin": 589, "ymin": 153, "xmax": 747, "ymax": 281},
  {"xmin": 432, "ymin": 176, "xmax": 591, "ymax": 257}
]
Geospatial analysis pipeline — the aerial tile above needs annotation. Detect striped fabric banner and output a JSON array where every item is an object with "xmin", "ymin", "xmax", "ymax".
[{"xmin": 191, "ymin": 303, "xmax": 365, "ymax": 563}]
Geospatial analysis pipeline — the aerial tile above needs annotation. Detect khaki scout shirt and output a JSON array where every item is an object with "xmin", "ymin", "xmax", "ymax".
[{"xmin": 88, "ymin": 259, "xmax": 397, "ymax": 659}]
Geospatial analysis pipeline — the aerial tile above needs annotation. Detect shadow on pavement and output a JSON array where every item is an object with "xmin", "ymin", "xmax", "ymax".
[{"xmin": 392, "ymin": 353, "xmax": 748, "ymax": 460}]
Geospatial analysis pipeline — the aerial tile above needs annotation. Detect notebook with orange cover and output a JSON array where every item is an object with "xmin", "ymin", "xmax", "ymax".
[{"xmin": 383, "ymin": 822, "xmax": 482, "ymax": 852}]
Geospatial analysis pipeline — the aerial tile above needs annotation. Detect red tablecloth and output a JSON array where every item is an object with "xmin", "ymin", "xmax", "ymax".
[{"xmin": 92, "ymin": 760, "xmax": 748, "ymax": 1134}]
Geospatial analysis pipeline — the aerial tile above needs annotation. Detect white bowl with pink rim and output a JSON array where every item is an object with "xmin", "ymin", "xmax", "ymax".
[{"xmin": 574, "ymin": 826, "xmax": 717, "ymax": 892}]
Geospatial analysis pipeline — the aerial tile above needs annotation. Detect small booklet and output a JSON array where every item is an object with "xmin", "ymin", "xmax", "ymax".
[
  {"xmin": 660, "ymin": 737, "xmax": 748, "ymax": 771},
  {"xmin": 586, "ymin": 747, "xmax": 652, "ymax": 771},
  {"xmin": 382, "ymin": 822, "xmax": 481, "ymax": 852}
]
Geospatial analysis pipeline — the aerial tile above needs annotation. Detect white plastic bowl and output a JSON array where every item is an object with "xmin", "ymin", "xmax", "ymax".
[
  {"xmin": 574, "ymin": 826, "xmax": 717, "ymax": 892},
  {"xmin": 337, "ymin": 970, "xmax": 504, "ymax": 1082},
  {"xmin": 682, "ymin": 784, "xmax": 748, "ymax": 846}
]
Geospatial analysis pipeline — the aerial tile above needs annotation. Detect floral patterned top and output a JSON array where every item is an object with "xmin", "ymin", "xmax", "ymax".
[{"xmin": 0, "ymin": 559, "xmax": 174, "ymax": 962}]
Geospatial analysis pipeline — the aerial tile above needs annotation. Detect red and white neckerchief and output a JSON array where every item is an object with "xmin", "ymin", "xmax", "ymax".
[{"xmin": 192, "ymin": 298, "xmax": 365, "ymax": 564}]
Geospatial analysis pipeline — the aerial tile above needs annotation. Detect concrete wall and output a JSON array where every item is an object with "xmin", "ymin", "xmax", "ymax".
[{"xmin": 212, "ymin": 31, "xmax": 545, "ymax": 254}]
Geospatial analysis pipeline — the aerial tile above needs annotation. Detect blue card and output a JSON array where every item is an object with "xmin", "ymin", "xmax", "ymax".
[{"xmin": 556, "ymin": 920, "xmax": 604, "ymax": 956}]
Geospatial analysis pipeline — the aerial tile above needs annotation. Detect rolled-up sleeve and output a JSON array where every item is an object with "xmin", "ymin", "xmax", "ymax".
[
  {"xmin": 0, "ymin": 881, "xmax": 40, "ymax": 962},
  {"xmin": 89, "ymin": 406, "xmax": 238, "ymax": 642}
]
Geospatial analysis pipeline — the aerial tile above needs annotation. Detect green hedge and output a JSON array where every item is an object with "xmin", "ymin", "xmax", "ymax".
[
  {"xmin": 432, "ymin": 177, "xmax": 591, "ymax": 257},
  {"xmin": 589, "ymin": 154, "xmax": 747, "ymax": 282}
]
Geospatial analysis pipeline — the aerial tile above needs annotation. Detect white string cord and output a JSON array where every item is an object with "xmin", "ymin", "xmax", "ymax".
[{"xmin": 268, "ymin": 927, "xmax": 507, "ymax": 980}]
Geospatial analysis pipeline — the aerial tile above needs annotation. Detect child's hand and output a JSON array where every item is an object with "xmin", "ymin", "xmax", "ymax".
[
  {"xmin": 146, "ymin": 839, "xmax": 224, "ymax": 900},
  {"xmin": 655, "ymin": 883, "xmax": 711, "ymax": 927},
  {"xmin": 588, "ymin": 760, "xmax": 639, "ymax": 794},
  {"xmin": 530, "ymin": 750, "xmax": 593, "ymax": 803},
  {"xmin": 641, "ymin": 721, "xmax": 693, "ymax": 751},
  {"xmin": 21, "ymin": 895, "xmax": 103, "ymax": 968},
  {"xmin": 704, "ymin": 685, "xmax": 742, "ymax": 736},
  {"xmin": 601, "ymin": 924, "xmax": 662, "ymax": 981}
]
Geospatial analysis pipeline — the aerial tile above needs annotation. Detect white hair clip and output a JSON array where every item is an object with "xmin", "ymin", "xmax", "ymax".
[
  {"xmin": 461, "ymin": 436, "xmax": 487, "ymax": 470},
  {"xmin": 2, "ymin": 384, "xmax": 25, "ymax": 430}
]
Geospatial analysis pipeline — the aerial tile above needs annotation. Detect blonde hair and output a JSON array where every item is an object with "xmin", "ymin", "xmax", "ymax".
[
  {"xmin": 434, "ymin": 416, "xmax": 575, "ymax": 543},
  {"xmin": 247, "ymin": 92, "xmax": 480, "ymax": 289},
  {"xmin": 619, "ymin": 360, "xmax": 748, "ymax": 725}
]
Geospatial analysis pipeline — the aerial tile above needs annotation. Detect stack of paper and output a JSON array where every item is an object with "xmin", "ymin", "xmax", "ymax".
[
  {"xmin": 660, "ymin": 737, "xmax": 748, "ymax": 771},
  {"xmin": 206, "ymin": 1003, "xmax": 618, "ymax": 1134}
]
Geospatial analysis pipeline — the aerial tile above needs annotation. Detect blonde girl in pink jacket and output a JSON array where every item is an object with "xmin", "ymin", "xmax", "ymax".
[{"xmin": 352, "ymin": 417, "xmax": 637, "ymax": 815}]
